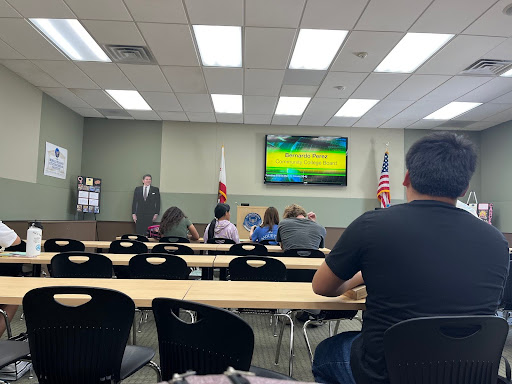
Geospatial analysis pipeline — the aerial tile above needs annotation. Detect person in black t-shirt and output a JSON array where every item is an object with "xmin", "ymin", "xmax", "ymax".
[{"xmin": 311, "ymin": 132, "xmax": 509, "ymax": 384}]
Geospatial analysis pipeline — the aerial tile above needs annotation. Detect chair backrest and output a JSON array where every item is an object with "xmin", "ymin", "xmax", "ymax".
[
  {"xmin": 151, "ymin": 243, "xmax": 194, "ymax": 255},
  {"xmin": 159, "ymin": 236, "xmax": 190, "ymax": 243},
  {"xmin": 0, "ymin": 240, "xmax": 25, "ymax": 276},
  {"xmin": 121, "ymin": 233, "xmax": 148, "ymax": 242},
  {"xmin": 108, "ymin": 239, "xmax": 148, "ymax": 254},
  {"xmin": 281, "ymin": 248, "xmax": 324, "ymax": 282},
  {"xmin": 384, "ymin": 316, "xmax": 508, "ymax": 384},
  {"xmin": 152, "ymin": 298, "xmax": 254, "ymax": 380},
  {"xmin": 50, "ymin": 252, "xmax": 113, "ymax": 278},
  {"xmin": 207, "ymin": 238, "xmax": 236, "ymax": 244},
  {"xmin": 282, "ymin": 248, "xmax": 325, "ymax": 258},
  {"xmin": 129, "ymin": 253, "xmax": 190, "ymax": 280},
  {"xmin": 229, "ymin": 256, "xmax": 286, "ymax": 282},
  {"xmin": 500, "ymin": 260, "xmax": 512, "ymax": 309},
  {"xmin": 44, "ymin": 238, "xmax": 85, "ymax": 252},
  {"xmin": 227, "ymin": 243, "xmax": 269, "ymax": 256},
  {"xmin": 23, "ymin": 286, "xmax": 135, "ymax": 384},
  {"xmin": 259, "ymin": 239, "xmax": 276, "ymax": 245}
]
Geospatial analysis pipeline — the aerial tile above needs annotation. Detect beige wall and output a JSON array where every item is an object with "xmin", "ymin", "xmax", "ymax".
[{"xmin": 0, "ymin": 64, "xmax": 42, "ymax": 183}]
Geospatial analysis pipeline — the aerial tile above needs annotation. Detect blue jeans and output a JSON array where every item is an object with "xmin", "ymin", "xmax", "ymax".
[{"xmin": 312, "ymin": 331, "xmax": 360, "ymax": 384}]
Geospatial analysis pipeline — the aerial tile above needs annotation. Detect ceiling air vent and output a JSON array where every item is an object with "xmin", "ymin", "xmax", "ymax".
[
  {"xmin": 103, "ymin": 45, "xmax": 156, "ymax": 64},
  {"xmin": 460, "ymin": 59, "xmax": 512, "ymax": 76},
  {"xmin": 96, "ymin": 109, "xmax": 132, "ymax": 118},
  {"xmin": 437, "ymin": 120, "xmax": 479, "ymax": 129}
]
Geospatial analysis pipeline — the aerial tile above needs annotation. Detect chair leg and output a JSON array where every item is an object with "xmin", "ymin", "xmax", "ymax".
[
  {"xmin": 147, "ymin": 360, "xmax": 162, "ymax": 382},
  {"xmin": 273, "ymin": 315, "xmax": 278, "ymax": 337},
  {"xmin": 303, "ymin": 319, "xmax": 314, "ymax": 364},
  {"xmin": 273, "ymin": 312, "xmax": 294, "ymax": 377},
  {"xmin": 328, "ymin": 321, "xmax": 333, "ymax": 337},
  {"xmin": 0, "ymin": 309, "xmax": 12, "ymax": 339},
  {"xmin": 333, "ymin": 320, "xmax": 341, "ymax": 335},
  {"xmin": 133, "ymin": 309, "xmax": 140, "ymax": 345},
  {"xmin": 137, "ymin": 310, "xmax": 145, "ymax": 333}
]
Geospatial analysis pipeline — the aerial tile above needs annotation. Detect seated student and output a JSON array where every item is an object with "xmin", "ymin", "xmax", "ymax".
[
  {"xmin": 311, "ymin": 132, "xmax": 509, "ymax": 384},
  {"xmin": 204, "ymin": 203, "xmax": 239, "ymax": 243},
  {"xmin": 159, "ymin": 206, "xmax": 200, "ymax": 241},
  {"xmin": 276, "ymin": 204, "xmax": 326, "ymax": 251},
  {"xmin": 250, "ymin": 206, "xmax": 279, "ymax": 245},
  {"xmin": 0, "ymin": 221, "xmax": 21, "ymax": 337}
]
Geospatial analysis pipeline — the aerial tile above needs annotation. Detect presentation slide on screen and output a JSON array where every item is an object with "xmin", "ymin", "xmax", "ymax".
[{"xmin": 265, "ymin": 135, "xmax": 347, "ymax": 185}]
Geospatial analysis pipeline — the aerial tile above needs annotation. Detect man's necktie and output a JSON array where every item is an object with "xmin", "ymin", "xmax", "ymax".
[{"xmin": 144, "ymin": 187, "xmax": 148, "ymax": 201}]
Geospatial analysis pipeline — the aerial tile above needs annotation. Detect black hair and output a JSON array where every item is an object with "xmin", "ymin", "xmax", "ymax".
[
  {"xmin": 142, "ymin": 174, "xmax": 152, "ymax": 180},
  {"xmin": 405, "ymin": 132, "xmax": 477, "ymax": 198},
  {"xmin": 208, "ymin": 203, "xmax": 230, "ymax": 240}
]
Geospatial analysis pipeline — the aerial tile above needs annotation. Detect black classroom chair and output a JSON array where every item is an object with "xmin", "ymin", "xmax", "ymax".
[
  {"xmin": 121, "ymin": 234, "xmax": 149, "ymax": 242},
  {"xmin": 384, "ymin": 316, "xmax": 508, "ymax": 384},
  {"xmin": 207, "ymin": 238, "xmax": 236, "ymax": 245},
  {"xmin": 151, "ymin": 243, "xmax": 194, "ymax": 255},
  {"xmin": 228, "ymin": 243, "xmax": 269, "ymax": 256},
  {"xmin": 23, "ymin": 286, "xmax": 159, "ymax": 384},
  {"xmin": 0, "ymin": 240, "xmax": 26, "ymax": 277},
  {"xmin": 109, "ymin": 240, "xmax": 148, "ymax": 279},
  {"xmin": 50, "ymin": 252, "xmax": 112, "ymax": 278},
  {"xmin": 43, "ymin": 238, "xmax": 85, "ymax": 252},
  {"xmin": 159, "ymin": 236, "xmax": 190, "ymax": 243}
]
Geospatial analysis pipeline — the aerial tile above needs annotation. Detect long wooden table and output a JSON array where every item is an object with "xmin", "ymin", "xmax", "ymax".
[
  {"xmin": 0, "ymin": 277, "xmax": 365, "ymax": 310},
  {"xmin": 213, "ymin": 255, "xmax": 324, "ymax": 270}
]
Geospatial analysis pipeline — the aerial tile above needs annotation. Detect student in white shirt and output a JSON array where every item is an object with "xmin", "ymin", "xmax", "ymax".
[{"xmin": 0, "ymin": 221, "xmax": 21, "ymax": 337}]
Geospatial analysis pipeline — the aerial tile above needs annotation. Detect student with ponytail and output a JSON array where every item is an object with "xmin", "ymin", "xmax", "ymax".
[{"xmin": 203, "ymin": 203, "xmax": 239, "ymax": 243}]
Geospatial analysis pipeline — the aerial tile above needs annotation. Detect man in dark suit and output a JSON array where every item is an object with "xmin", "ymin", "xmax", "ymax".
[{"xmin": 132, "ymin": 174, "xmax": 160, "ymax": 235}]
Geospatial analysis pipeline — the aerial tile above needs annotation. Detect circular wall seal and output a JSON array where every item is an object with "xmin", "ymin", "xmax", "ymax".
[{"xmin": 243, "ymin": 212, "xmax": 262, "ymax": 231}]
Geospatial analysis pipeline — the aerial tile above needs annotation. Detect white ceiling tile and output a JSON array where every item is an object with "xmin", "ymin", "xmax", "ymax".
[
  {"xmin": 457, "ymin": 78, "xmax": 512, "ymax": 103},
  {"xmin": 64, "ymin": 0, "xmax": 131, "ymax": 20},
  {"xmin": 484, "ymin": 107, "xmax": 512, "ymax": 123},
  {"xmin": 81, "ymin": 21, "xmax": 145, "ymax": 46},
  {"xmin": 386, "ymin": 75, "xmax": 450, "ymax": 101},
  {"xmin": 138, "ymin": 23, "xmax": 199, "ymax": 66},
  {"xmin": 158, "ymin": 111, "xmax": 189, "ymax": 121},
  {"xmin": 0, "ymin": 1, "xmax": 21, "ymax": 17},
  {"xmin": 75, "ymin": 62, "xmax": 134, "ymax": 90},
  {"xmin": 186, "ymin": 112, "xmax": 216, "ymax": 122},
  {"xmin": 245, "ymin": 0, "xmax": 305, "ymax": 28},
  {"xmin": 316, "ymin": 72, "xmax": 368, "ymax": 98},
  {"xmin": 0, "ymin": 19, "xmax": 66, "ymax": 60},
  {"xmin": 118, "ymin": 64, "xmax": 171, "ymax": 92},
  {"xmin": 70, "ymin": 107, "xmax": 103, "ymax": 118},
  {"xmin": 380, "ymin": 118, "xmax": 417, "ymax": 128},
  {"xmin": 0, "ymin": 39, "xmax": 23, "ymax": 59},
  {"xmin": 430, "ymin": 125, "xmax": 462, "ymax": 131},
  {"xmin": 391, "ymin": 99, "xmax": 449, "ymax": 120},
  {"xmin": 326, "ymin": 116, "xmax": 359, "ymax": 127},
  {"xmin": 245, "ymin": 69, "xmax": 285, "ymax": 96},
  {"xmin": 40, "ymin": 87, "xmax": 91, "ymax": 108},
  {"xmin": 353, "ymin": 100, "xmax": 414, "ymax": 127},
  {"xmin": 407, "ymin": 120, "xmax": 442, "ymax": 129},
  {"xmin": 453, "ymin": 103, "xmax": 512, "ymax": 121},
  {"xmin": 129, "ymin": 110, "xmax": 161, "ymax": 120},
  {"xmin": 244, "ymin": 96, "xmax": 278, "ymax": 115},
  {"xmin": 69, "ymin": 89, "xmax": 120, "ymax": 109},
  {"xmin": 280, "ymin": 85, "xmax": 318, "ymax": 97},
  {"xmin": 356, "ymin": 0, "xmax": 431, "ymax": 31},
  {"xmin": 245, "ymin": 27, "xmax": 295, "ymax": 70},
  {"xmin": 203, "ymin": 67, "xmax": 243, "ymax": 94},
  {"xmin": 7, "ymin": 0, "xmax": 74, "ymax": 18},
  {"xmin": 416, "ymin": 35, "xmax": 506, "ymax": 75},
  {"xmin": 185, "ymin": 0, "xmax": 243, "ymax": 25},
  {"xmin": 480, "ymin": 38, "xmax": 512, "ymax": 61},
  {"xmin": 464, "ymin": 0, "xmax": 512, "ymax": 37},
  {"xmin": 301, "ymin": 0, "xmax": 367, "ymax": 30},
  {"xmin": 1, "ymin": 59, "xmax": 62, "ymax": 87},
  {"xmin": 244, "ymin": 115, "xmax": 272, "ymax": 124},
  {"xmin": 176, "ymin": 93, "xmax": 213, "ymax": 112},
  {"xmin": 161, "ymin": 66, "xmax": 206, "ymax": 93},
  {"xmin": 216, "ymin": 113, "xmax": 243, "ymax": 123},
  {"xmin": 272, "ymin": 115, "xmax": 301, "ymax": 125},
  {"xmin": 33, "ymin": 60, "xmax": 99, "ymax": 89},
  {"xmin": 283, "ymin": 70, "xmax": 327, "ymax": 86},
  {"xmin": 351, "ymin": 73, "xmax": 409, "ymax": 99},
  {"xmin": 124, "ymin": 0, "xmax": 187, "ymax": 23},
  {"xmin": 422, "ymin": 76, "xmax": 493, "ymax": 102},
  {"xmin": 299, "ymin": 98, "xmax": 345, "ymax": 126},
  {"xmin": 410, "ymin": 0, "xmax": 496, "ymax": 34},
  {"xmin": 141, "ymin": 92, "xmax": 182, "ymax": 112},
  {"xmin": 331, "ymin": 31, "xmax": 404, "ymax": 72},
  {"xmin": 464, "ymin": 121, "xmax": 498, "ymax": 130}
]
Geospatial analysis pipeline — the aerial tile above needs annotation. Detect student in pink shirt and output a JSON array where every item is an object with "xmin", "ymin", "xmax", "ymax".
[{"xmin": 203, "ymin": 203, "xmax": 239, "ymax": 243}]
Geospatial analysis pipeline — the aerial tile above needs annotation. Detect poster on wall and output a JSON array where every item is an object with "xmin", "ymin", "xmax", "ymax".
[
  {"xmin": 76, "ymin": 176, "xmax": 101, "ymax": 214},
  {"xmin": 43, "ymin": 142, "xmax": 68, "ymax": 179}
]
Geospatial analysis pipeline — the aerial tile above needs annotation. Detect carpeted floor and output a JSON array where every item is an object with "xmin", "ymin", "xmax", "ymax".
[{"xmin": 5, "ymin": 308, "xmax": 512, "ymax": 383}]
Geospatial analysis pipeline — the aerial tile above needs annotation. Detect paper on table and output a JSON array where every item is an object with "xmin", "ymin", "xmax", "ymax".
[{"xmin": 0, "ymin": 252, "xmax": 27, "ymax": 257}]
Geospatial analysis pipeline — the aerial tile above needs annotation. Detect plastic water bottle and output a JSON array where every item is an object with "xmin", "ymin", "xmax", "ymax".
[{"xmin": 26, "ymin": 221, "xmax": 43, "ymax": 258}]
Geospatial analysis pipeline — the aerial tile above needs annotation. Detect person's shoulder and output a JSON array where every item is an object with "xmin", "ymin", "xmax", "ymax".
[{"xmin": 152, "ymin": 186, "xmax": 160, "ymax": 192}]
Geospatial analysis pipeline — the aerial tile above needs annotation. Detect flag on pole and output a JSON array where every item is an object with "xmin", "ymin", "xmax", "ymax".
[
  {"xmin": 217, "ymin": 146, "xmax": 227, "ymax": 203},
  {"xmin": 377, "ymin": 150, "xmax": 390, "ymax": 208}
]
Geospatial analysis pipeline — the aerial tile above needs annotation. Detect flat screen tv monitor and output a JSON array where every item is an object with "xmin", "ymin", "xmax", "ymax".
[{"xmin": 264, "ymin": 135, "xmax": 348, "ymax": 185}]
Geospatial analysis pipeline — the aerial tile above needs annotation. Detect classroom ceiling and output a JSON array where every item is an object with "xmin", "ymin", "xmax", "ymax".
[{"xmin": 3, "ymin": 0, "xmax": 512, "ymax": 130}]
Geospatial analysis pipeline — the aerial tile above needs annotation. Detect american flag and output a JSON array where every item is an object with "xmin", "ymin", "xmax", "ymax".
[{"xmin": 377, "ymin": 150, "xmax": 390, "ymax": 208}]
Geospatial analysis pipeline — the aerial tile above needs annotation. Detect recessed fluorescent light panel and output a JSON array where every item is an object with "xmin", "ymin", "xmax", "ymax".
[
  {"xmin": 275, "ymin": 97, "xmax": 311, "ymax": 116},
  {"xmin": 212, "ymin": 94, "xmax": 242, "ymax": 114},
  {"xmin": 30, "ymin": 18, "xmax": 110, "ymax": 62},
  {"xmin": 193, "ymin": 25, "xmax": 242, "ymax": 67},
  {"xmin": 375, "ymin": 33, "xmax": 453, "ymax": 73},
  {"xmin": 423, "ymin": 102, "xmax": 482, "ymax": 120},
  {"xmin": 106, "ymin": 90, "xmax": 151, "ymax": 111},
  {"xmin": 335, "ymin": 99, "xmax": 379, "ymax": 117},
  {"xmin": 500, "ymin": 67, "xmax": 512, "ymax": 77},
  {"xmin": 289, "ymin": 29, "xmax": 348, "ymax": 70}
]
